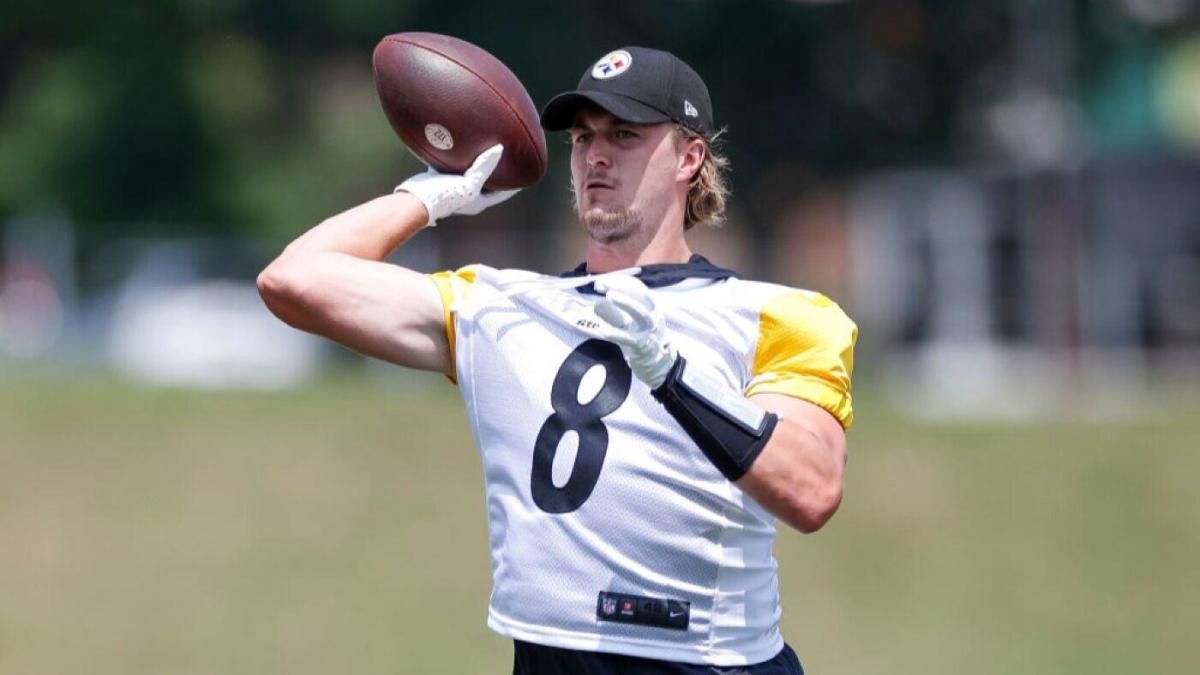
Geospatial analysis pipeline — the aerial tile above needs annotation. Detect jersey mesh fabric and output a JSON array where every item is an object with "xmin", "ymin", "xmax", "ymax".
[{"xmin": 428, "ymin": 264, "xmax": 856, "ymax": 666}]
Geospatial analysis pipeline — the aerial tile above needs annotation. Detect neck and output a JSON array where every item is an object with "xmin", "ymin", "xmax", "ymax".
[
  {"xmin": 585, "ymin": 211, "xmax": 693, "ymax": 274},
  {"xmin": 586, "ymin": 231, "xmax": 692, "ymax": 273}
]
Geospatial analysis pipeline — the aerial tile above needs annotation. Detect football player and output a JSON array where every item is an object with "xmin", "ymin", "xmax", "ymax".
[{"xmin": 259, "ymin": 46, "xmax": 856, "ymax": 674}]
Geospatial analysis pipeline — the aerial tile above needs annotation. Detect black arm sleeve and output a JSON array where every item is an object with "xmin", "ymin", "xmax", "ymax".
[{"xmin": 650, "ymin": 356, "xmax": 778, "ymax": 481}]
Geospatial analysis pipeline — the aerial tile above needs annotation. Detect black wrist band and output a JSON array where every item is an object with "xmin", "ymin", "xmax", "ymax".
[{"xmin": 651, "ymin": 356, "xmax": 778, "ymax": 481}]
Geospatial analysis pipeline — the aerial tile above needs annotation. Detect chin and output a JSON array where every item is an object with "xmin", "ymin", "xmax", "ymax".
[{"xmin": 579, "ymin": 206, "xmax": 641, "ymax": 244}]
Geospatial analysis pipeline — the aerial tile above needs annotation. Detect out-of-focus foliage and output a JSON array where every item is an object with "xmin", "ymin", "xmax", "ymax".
[
  {"xmin": 0, "ymin": 0, "xmax": 422, "ymax": 245},
  {"xmin": 1, "ymin": 0, "xmax": 1197, "ymax": 245}
]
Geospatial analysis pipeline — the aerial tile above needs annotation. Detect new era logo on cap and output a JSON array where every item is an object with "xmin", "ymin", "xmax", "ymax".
[
  {"xmin": 592, "ymin": 50, "xmax": 632, "ymax": 80},
  {"xmin": 684, "ymin": 100, "xmax": 698, "ymax": 118}
]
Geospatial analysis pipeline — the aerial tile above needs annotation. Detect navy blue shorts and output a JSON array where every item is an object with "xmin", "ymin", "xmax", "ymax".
[{"xmin": 512, "ymin": 640, "xmax": 804, "ymax": 674}]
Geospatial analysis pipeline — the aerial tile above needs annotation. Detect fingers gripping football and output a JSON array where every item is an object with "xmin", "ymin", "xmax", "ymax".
[
  {"xmin": 395, "ymin": 144, "xmax": 519, "ymax": 226},
  {"xmin": 593, "ymin": 276, "xmax": 677, "ymax": 389}
]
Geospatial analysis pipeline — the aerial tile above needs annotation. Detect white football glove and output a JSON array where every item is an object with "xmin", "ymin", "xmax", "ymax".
[
  {"xmin": 395, "ymin": 144, "xmax": 519, "ymax": 227},
  {"xmin": 592, "ymin": 275, "xmax": 678, "ymax": 389}
]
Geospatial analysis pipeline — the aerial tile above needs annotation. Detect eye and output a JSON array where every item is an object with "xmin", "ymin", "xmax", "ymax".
[
  {"xmin": 571, "ymin": 132, "xmax": 593, "ymax": 145},
  {"xmin": 615, "ymin": 129, "xmax": 638, "ymax": 140}
]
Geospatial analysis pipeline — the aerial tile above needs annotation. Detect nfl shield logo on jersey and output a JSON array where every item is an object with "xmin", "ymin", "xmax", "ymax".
[{"xmin": 601, "ymin": 596, "xmax": 617, "ymax": 616}]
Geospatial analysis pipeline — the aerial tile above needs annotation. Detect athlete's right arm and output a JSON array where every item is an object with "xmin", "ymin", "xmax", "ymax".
[
  {"xmin": 257, "ymin": 145, "xmax": 514, "ymax": 376},
  {"xmin": 257, "ymin": 191, "xmax": 455, "ymax": 375}
]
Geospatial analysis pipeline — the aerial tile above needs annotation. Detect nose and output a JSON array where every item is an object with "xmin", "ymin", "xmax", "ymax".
[{"xmin": 585, "ymin": 136, "xmax": 611, "ymax": 169}]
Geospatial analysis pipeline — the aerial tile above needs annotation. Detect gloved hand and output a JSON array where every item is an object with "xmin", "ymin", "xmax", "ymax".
[
  {"xmin": 594, "ymin": 275, "xmax": 777, "ymax": 485},
  {"xmin": 395, "ymin": 144, "xmax": 519, "ymax": 227},
  {"xmin": 592, "ymin": 275, "xmax": 678, "ymax": 389}
]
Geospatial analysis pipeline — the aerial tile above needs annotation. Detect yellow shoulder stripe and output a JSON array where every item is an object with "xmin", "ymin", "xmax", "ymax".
[
  {"xmin": 746, "ymin": 291, "xmax": 858, "ymax": 428},
  {"xmin": 428, "ymin": 266, "xmax": 478, "ymax": 384}
]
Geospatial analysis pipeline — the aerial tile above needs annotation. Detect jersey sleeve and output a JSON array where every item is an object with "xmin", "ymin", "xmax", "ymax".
[
  {"xmin": 745, "ymin": 290, "xmax": 858, "ymax": 429},
  {"xmin": 428, "ymin": 265, "xmax": 479, "ymax": 383}
]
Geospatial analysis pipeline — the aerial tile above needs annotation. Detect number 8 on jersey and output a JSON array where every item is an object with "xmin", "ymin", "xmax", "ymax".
[{"xmin": 530, "ymin": 339, "xmax": 632, "ymax": 513}]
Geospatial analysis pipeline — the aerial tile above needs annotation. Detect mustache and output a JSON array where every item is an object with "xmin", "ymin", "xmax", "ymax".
[{"xmin": 582, "ymin": 172, "xmax": 616, "ymax": 188}]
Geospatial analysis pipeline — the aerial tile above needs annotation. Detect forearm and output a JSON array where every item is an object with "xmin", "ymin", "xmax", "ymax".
[
  {"xmin": 280, "ymin": 191, "xmax": 431, "ymax": 262},
  {"xmin": 735, "ymin": 412, "xmax": 846, "ymax": 533},
  {"xmin": 649, "ymin": 369, "xmax": 846, "ymax": 532}
]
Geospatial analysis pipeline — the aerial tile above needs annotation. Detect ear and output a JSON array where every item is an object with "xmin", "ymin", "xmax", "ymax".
[{"xmin": 676, "ymin": 137, "xmax": 706, "ymax": 184}]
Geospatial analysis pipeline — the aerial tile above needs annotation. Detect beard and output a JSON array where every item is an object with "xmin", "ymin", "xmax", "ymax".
[{"xmin": 578, "ymin": 205, "xmax": 642, "ymax": 244}]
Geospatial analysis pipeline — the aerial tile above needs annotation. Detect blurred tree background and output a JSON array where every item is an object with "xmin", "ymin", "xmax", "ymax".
[{"xmin": 4, "ymin": 0, "xmax": 1195, "ymax": 263}]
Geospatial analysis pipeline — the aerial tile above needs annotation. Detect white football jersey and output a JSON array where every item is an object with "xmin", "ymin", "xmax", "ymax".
[{"xmin": 429, "ymin": 256, "xmax": 856, "ymax": 666}]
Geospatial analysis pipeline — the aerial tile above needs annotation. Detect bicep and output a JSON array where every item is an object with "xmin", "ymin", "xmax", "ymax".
[
  {"xmin": 259, "ymin": 251, "xmax": 452, "ymax": 375},
  {"xmin": 736, "ymin": 392, "xmax": 847, "ymax": 531},
  {"xmin": 751, "ymin": 392, "xmax": 847, "ymax": 465}
]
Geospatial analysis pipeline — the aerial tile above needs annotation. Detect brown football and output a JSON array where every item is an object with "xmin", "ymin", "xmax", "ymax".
[{"xmin": 373, "ymin": 32, "xmax": 548, "ymax": 190}]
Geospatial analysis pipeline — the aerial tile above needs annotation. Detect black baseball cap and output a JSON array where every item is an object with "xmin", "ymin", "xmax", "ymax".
[{"xmin": 540, "ymin": 46, "xmax": 714, "ymax": 135}]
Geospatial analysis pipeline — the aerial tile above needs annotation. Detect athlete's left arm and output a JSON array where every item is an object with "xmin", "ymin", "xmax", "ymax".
[
  {"xmin": 589, "ymin": 277, "xmax": 854, "ymax": 534},
  {"xmin": 737, "ymin": 394, "xmax": 847, "ymax": 533}
]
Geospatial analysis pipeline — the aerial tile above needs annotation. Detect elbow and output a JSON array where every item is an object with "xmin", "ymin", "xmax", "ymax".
[
  {"xmin": 782, "ymin": 480, "xmax": 843, "ymax": 534},
  {"xmin": 257, "ymin": 255, "xmax": 306, "ymax": 326}
]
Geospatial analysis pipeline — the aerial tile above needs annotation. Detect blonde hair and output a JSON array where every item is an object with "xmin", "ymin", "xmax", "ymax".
[{"xmin": 674, "ymin": 125, "xmax": 730, "ymax": 230}]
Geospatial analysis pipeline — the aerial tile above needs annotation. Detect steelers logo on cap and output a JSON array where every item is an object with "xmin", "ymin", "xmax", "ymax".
[{"xmin": 591, "ymin": 50, "xmax": 633, "ymax": 80}]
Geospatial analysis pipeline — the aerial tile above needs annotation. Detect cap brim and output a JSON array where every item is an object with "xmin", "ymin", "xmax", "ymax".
[{"xmin": 540, "ymin": 91, "xmax": 671, "ymax": 131}]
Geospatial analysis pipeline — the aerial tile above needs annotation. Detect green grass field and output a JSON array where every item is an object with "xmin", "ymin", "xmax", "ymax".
[{"xmin": 1, "ymin": 372, "xmax": 1196, "ymax": 674}]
